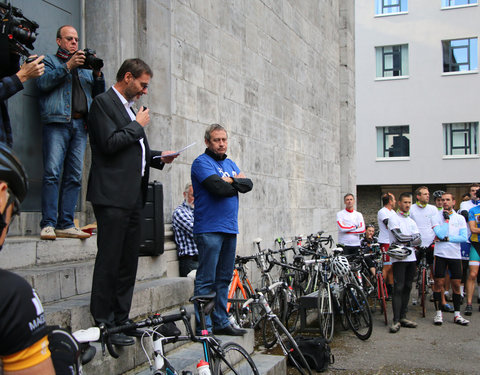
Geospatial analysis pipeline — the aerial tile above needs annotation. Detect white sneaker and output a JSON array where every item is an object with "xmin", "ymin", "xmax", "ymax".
[
  {"xmin": 454, "ymin": 315, "xmax": 469, "ymax": 326},
  {"xmin": 40, "ymin": 226, "xmax": 56, "ymax": 240},
  {"xmin": 433, "ymin": 313, "xmax": 443, "ymax": 326},
  {"xmin": 55, "ymin": 227, "xmax": 90, "ymax": 239}
]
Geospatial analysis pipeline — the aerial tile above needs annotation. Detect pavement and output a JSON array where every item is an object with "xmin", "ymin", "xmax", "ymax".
[{"xmin": 322, "ymin": 298, "xmax": 480, "ymax": 375}]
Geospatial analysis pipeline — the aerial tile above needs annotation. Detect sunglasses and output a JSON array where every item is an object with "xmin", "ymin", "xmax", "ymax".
[{"xmin": 0, "ymin": 190, "xmax": 20, "ymax": 233}]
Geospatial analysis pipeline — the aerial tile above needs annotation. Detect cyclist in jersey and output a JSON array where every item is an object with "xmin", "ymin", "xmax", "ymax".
[
  {"xmin": 0, "ymin": 144, "xmax": 55, "ymax": 374},
  {"xmin": 431, "ymin": 192, "xmax": 469, "ymax": 326},
  {"xmin": 465, "ymin": 188, "xmax": 480, "ymax": 315},
  {"xmin": 410, "ymin": 186, "xmax": 452, "ymax": 311},
  {"xmin": 387, "ymin": 192, "xmax": 421, "ymax": 333},
  {"xmin": 360, "ymin": 224, "xmax": 377, "ymax": 277},
  {"xmin": 433, "ymin": 190, "xmax": 445, "ymax": 211},
  {"xmin": 460, "ymin": 183, "xmax": 480, "ymax": 311},
  {"xmin": 336, "ymin": 193, "xmax": 365, "ymax": 256},
  {"xmin": 377, "ymin": 192, "xmax": 396, "ymax": 299}
]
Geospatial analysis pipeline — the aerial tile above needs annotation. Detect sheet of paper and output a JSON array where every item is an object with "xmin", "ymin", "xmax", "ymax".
[{"xmin": 153, "ymin": 142, "xmax": 197, "ymax": 158}]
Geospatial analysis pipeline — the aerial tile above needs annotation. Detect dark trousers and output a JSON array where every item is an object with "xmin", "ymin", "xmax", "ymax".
[
  {"xmin": 179, "ymin": 255, "xmax": 199, "ymax": 277},
  {"xmin": 90, "ymin": 201, "xmax": 142, "ymax": 327},
  {"xmin": 392, "ymin": 261, "xmax": 416, "ymax": 323}
]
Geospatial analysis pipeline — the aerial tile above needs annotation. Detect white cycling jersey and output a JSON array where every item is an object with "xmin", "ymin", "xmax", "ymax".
[
  {"xmin": 377, "ymin": 206, "xmax": 395, "ymax": 244},
  {"xmin": 336, "ymin": 209, "xmax": 365, "ymax": 247},
  {"xmin": 410, "ymin": 203, "xmax": 437, "ymax": 247},
  {"xmin": 387, "ymin": 212, "xmax": 419, "ymax": 263}
]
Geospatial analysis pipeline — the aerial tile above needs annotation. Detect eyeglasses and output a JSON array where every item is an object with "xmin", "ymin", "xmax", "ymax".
[{"xmin": 63, "ymin": 36, "xmax": 79, "ymax": 42}]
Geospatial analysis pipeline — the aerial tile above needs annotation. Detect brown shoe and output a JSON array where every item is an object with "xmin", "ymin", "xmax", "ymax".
[{"xmin": 55, "ymin": 227, "xmax": 91, "ymax": 239}]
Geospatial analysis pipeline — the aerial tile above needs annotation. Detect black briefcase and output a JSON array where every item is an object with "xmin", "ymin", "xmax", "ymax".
[{"xmin": 139, "ymin": 181, "xmax": 164, "ymax": 256}]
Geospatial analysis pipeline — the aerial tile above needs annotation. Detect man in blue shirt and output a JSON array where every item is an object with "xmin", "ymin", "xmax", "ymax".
[
  {"xmin": 172, "ymin": 182, "xmax": 198, "ymax": 277},
  {"xmin": 191, "ymin": 124, "xmax": 253, "ymax": 336}
]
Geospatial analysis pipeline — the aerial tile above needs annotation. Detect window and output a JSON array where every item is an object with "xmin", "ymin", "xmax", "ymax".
[
  {"xmin": 375, "ymin": 0, "xmax": 408, "ymax": 15},
  {"xmin": 377, "ymin": 126, "xmax": 410, "ymax": 158},
  {"xmin": 444, "ymin": 122, "xmax": 478, "ymax": 155},
  {"xmin": 442, "ymin": 38, "xmax": 478, "ymax": 72},
  {"xmin": 442, "ymin": 0, "xmax": 477, "ymax": 7},
  {"xmin": 376, "ymin": 45, "xmax": 409, "ymax": 77}
]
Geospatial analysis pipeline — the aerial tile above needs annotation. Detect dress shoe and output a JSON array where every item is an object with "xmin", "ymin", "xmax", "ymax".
[
  {"xmin": 158, "ymin": 322, "xmax": 181, "ymax": 337},
  {"xmin": 212, "ymin": 324, "xmax": 247, "ymax": 336},
  {"xmin": 120, "ymin": 319, "xmax": 145, "ymax": 338},
  {"xmin": 109, "ymin": 333, "xmax": 135, "ymax": 346}
]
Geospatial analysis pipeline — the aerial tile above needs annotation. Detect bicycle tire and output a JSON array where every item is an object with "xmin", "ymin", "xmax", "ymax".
[
  {"xmin": 213, "ymin": 342, "xmax": 259, "ymax": 375},
  {"xmin": 377, "ymin": 273, "xmax": 388, "ymax": 325},
  {"xmin": 421, "ymin": 267, "xmax": 426, "ymax": 318},
  {"xmin": 317, "ymin": 282, "xmax": 334, "ymax": 342},
  {"xmin": 230, "ymin": 287, "xmax": 263, "ymax": 329},
  {"xmin": 268, "ymin": 316, "xmax": 312, "ymax": 375},
  {"xmin": 343, "ymin": 283, "xmax": 373, "ymax": 340},
  {"xmin": 284, "ymin": 290, "xmax": 300, "ymax": 333},
  {"xmin": 262, "ymin": 287, "xmax": 287, "ymax": 348}
]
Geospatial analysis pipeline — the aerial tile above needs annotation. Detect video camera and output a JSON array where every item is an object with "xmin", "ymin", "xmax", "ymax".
[{"xmin": 0, "ymin": 2, "xmax": 38, "ymax": 58}]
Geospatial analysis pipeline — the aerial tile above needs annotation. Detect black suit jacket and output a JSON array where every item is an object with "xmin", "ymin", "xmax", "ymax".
[{"xmin": 86, "ymin": 87, "xmax": 164, "ymax": 209}]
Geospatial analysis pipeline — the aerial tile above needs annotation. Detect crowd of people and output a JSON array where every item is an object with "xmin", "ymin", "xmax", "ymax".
[{"xmin": 336, "ymin": 185, "xmax": 480, "ymax": 333}]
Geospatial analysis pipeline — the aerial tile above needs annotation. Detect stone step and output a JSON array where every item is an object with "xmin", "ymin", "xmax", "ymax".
[
  {"xmin": 14, "ymin": 242, "xmax": 179, "ymax": 303},
  {"xmin": 44, "ymin": 276, "xmax": 194, "ymax": 331}
]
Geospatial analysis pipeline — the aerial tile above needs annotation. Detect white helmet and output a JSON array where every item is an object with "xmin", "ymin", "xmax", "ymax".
[
  {"xmin": 331, "ymin": 256, "xmax": 350, "ymax": 276},
  {"xmin": 387, "ymin": 244, "xmax": 412, "ymax": 260}
]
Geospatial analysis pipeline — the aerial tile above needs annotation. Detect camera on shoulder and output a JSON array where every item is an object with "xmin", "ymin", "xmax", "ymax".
[
  {"xmin": 80, "ymin": 48, "xmax": 103, "ymax": 71},
  {"xmin": 0, "ymin": 2, "xmax": 38, "ymax": 57}
]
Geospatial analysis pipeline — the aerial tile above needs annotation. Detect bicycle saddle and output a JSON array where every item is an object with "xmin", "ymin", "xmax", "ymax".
[{"xmin": 190, "ymin": 292, "xmax": 216, "ymax": 304}]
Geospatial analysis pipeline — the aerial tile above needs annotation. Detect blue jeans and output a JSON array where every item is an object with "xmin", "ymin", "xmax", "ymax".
[
  {"xmin": 193, "ymin": 232, "xmax": 237, "ymax": 331},
  {"xmin": 41, "ymin": 120, "xmax": 87, "ymax": 229}
]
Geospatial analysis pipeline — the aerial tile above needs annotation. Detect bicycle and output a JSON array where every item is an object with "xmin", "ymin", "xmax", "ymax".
[
  {"xmin": 415, "ymin": 247, "xmax": 432, "ymax": 318},
  {"xmin": 74, "ymin": 292, "xmax": 259, "ymax": 375},
  {"xmin": 243, "ymin": 282, "xmax": 312, "ymax": 375},
  {"xmin": 369, "ymin": 245, "xmax": 389, "ymax": 325}
]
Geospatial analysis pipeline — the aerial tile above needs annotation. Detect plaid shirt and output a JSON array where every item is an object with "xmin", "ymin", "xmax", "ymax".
[{"xmin": 172, "ymin": 201, "xmax": 198, "ymax": 257}]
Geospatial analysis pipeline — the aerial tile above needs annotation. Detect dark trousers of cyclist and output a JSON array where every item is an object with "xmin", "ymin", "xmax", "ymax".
[{"xmin": 392, "ymin": 261, "xmax": 416, "ymax": 323}]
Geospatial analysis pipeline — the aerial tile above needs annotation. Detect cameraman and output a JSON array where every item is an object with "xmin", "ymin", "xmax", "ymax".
[
  {"xmin": 36, "ymin": 25, "xmax": 104, "ymax": 240},
  {"xmin": 0, "ymin": 55, "xmax": 44, "ymax": 147}
]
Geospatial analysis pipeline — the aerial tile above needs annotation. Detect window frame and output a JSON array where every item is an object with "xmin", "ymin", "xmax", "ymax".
[
  {"xmin": 441, "ymin": 0, "xmax": 478, "ymax": 8},
  {"xmin": 375, "ymin": 44, "xmax": 409, "ymax": 79},
  {"xmin": 376, "ymin": 125, "xmax": 411, "ymax": 159},
  {"xmin": 442, "ymin": 37, "xmax": 478, "ymax": 73},
  {"xmin": 443, "ymin": 122, "xmax": 479, "ymax": 157},
  {"xmin": 375, "ymin": 0, "xmax": 408, "ymax": 15}
]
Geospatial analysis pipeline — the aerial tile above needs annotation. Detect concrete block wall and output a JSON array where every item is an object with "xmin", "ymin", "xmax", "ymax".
[{"xmin": 84, "ymin": 0, "xmax": 356, "ymax": 279}]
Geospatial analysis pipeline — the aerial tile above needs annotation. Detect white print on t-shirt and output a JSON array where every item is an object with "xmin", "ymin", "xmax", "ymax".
[{"xmin": 217, "ymin": 167, "xmax": 237, "ymax": 178}]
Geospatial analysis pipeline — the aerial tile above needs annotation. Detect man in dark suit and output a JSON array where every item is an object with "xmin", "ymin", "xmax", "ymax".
[{"xmin": 87, "ymin": 58, "xmax": 176, "ymax": 346}]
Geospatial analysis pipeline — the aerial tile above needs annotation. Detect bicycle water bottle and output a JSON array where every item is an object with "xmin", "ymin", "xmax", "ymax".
[
  {"xmin": 153, "ymin": 333, "xmax": 165, "ymax": 370},
  {"xmin": 196, "ymin": 360, "xmax": 211, "ymax": 375}
]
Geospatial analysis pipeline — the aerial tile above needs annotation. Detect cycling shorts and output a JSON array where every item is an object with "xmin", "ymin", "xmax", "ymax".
[
  {"xmin": 433, "ymin": 256, "xmax": 462, "ymax": 280},
  {"xmin": 380, "ymin": 243, "xmax": 391, "ymax": 265},
  {"xmin": 2, "ymin": 336, "xmax": 50, "ymax": 372},
  {"xmin": 469, "ymin": 242, "xmax": 480, "ymax": 266}
]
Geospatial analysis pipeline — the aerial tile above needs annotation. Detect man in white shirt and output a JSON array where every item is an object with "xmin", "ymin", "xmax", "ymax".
[
  {"xmin": 409, "ymin": 186, "xmax": 452, "ymax": 310},
  {"xmin": 387, "ymin": 193, "xmax": 421, "ymax": 333},
  {"xmin": 431, "ymin": 193, "xmax": 469, "ymax": 326},
  {"xmin": 336, "ymin": 193, "xmax": 365, "ymax": 256},
  {"xmin": 377, "ymin": 192, "xmax": 396, "ymax": 298}
]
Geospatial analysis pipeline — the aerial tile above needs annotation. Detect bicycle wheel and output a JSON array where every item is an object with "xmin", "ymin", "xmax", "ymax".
[
  {"xmin": 343, "ymin": 283, "xmax": 373, "ymax": 340},
  {"xmin": 377, "ymin": 273, "xmax": 388, "ymax": 325},
  {"xmin": 421, "ymin": 267, "xmax": 426, "ymax": 318},
  {"xmin": 231, "ymin": 287, "xmax": 263, "ymax": 329},
  {"xmin": 268, "ymin": 316, "xmax": 312, "ymax": 375},
  {"xmin": 284, "ymin": 289, "xmax": 300, "ymax": 333},
  {"xmin": 317, "ymin": 282, "xmax": 334, "ymax": 342},
  {"xmin": 262, "ymin": 287, "xmax": 287, "ymax": 348},
  {"xmin": 213, "ymin": 342, "xmax": 259, "ymax": 375}
]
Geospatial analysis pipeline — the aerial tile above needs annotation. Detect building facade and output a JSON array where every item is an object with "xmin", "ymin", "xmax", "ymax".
[
  {"xmin": 356, "ymin": 0, "xmax": 479, "ymax": 222},
  {"xmin": 6, "ymin": 1, "xmax": 356, "ymax": 263}
]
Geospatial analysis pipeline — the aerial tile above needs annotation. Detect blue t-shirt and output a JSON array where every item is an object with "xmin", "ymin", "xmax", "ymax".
[
  {"xmin": 468, "ymin": 205, "xmax": 480, "ymax": 243},
  {"xmin": 191, "ymin": 152, "xmax": 241, "ymax": 234}
]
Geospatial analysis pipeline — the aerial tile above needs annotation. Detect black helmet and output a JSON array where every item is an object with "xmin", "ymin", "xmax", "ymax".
[
  {"xmin": 432, "ymin": 190, "xmax": 445, "ymax": 200},
  {"xmin": 0, "ymin": 144, "xmax": 28, "ymax": 203}
]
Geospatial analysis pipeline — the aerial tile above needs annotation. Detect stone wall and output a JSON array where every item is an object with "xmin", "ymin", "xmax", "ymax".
[{"xmin": 85, "ymin": 1, "xmax": 356, "ymax": 269}]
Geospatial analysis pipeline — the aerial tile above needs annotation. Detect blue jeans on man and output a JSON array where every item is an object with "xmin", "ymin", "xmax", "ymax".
[
  {"xmin": 193, "ymin": 232, "xmax": 237, "ymax": 332},
  {"xmin": 41, "ymin": 119, "xmax": 87, "ymax": 229}
]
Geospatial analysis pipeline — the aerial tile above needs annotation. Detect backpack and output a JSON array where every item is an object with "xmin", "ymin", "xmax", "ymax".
[
  {"xmin": 292, "ymin": 335, "xmax": 334, "ymax": 372},
  {"xmin": 47, "ymin": 326, "xmax": 82, "ymax": 375}
]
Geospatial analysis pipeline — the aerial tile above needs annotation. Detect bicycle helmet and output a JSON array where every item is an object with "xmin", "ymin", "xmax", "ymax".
[
  {"xmin": 432, "ymin": 190, "xmax": 445, "ymax": 200},
  {"xmin": 0, "ymin": 144, "xmax": 28, "ymax": 203},
  {"xmin": 386, "ymin": 244, "xmax": 412, "ymax": 260},
  {"xmin": 331, "ymin": 256, "xmax": 350, "ymax": 276}
]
